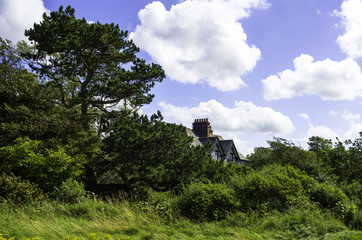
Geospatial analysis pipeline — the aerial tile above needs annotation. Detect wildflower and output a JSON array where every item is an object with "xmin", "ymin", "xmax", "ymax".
[
  {"xmin": 88, "ymin": 233, "xmax": 99, "ymax": 240},
  {"xmin": 103, "ymin": 234, "xmax": 112, "ymax": 240}
]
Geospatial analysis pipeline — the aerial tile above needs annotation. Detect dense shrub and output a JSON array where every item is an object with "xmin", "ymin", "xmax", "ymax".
[
  {"xmin": 230, "ymin": 165, "xmax": 304, "ymax": 211},
  {"xmin": 344, "ymin": 205, "xmax": 362, "ymax": 230},
  {"xmin": 0, "ymin": 137, "xmax": 86, "ymax": 192},
  {"xmin": 177, "ymin": 182, "xmax": 237, "ymax": 221},
  {"xmin": 342, "ymin": 180, "xmax": 362, "ymax": 208},
  {"xmin": 52, "ymin": 178, "xmax": 88, "ymax": 203},
  {"xmin": 0, "ymin": 174, "xmax": 45, "ymax": 204},
  {"xmin": 309, "ymin": 181, "xmax": 349, "ymax": 214}
]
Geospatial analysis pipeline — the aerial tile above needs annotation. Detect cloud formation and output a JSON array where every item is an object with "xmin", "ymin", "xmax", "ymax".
[
  {"xmin": 0, "ymin": 0, "xmax": 48, "ymax": 43},
  {"xmin": 298, "ymin": 113, "xmax": 310, "ymax": 120},
  {"xmin": 330, "ymin": 110, "xmax": 362, "ymax": 140},
  {"xmin": 130, "ymin": 0, "xmax": 269, "ymax": 91},
  {"xmin": 159, "ymin": 99, "xmax": 295, "ymax": 134},
  {"xmin": 262, "ymin": 54, "xmax": 362, "ymax": 101},
  {"xmin": 307, "ymin": 124, "xmax": 340, "ymax": 141},
  {"xmin": 336, "ymin": 0, "xmax": 362, "ymax": 59}
]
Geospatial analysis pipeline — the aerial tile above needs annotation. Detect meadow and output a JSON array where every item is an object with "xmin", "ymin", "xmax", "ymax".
[{"xmin": 1, "ymin": 193, "xmax": 362, "ymax": 240}]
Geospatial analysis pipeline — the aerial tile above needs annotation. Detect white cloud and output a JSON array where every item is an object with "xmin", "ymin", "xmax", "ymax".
[
  {"xmin": 331, "ymin": 110, "xmax": 362, "ymax": 140},
  {"xmin": 341, "ymin": 112, "xmax": 360, "ymax": 121},
  {"xmin": 307, "ymin": 124, "xmax": 340, "ymax": 141},
  {"xmin": 159, "ymin": 99, "xmax": 294, "ymax": 134},
  {"xmin": 344, "ymin": 122, "xmax": 362, "ymax": 140},
  {"xmin": 130, "ymin": 0, "xmax": 269, "ymax": 91},
  {"xmin": 298, "ymin": 113, "xmax": 310, "ymax": 120},
  {"xmin": 262, "ymin": 54, "xmax": 362, "ymax": 101},
  {"xmin": 0, "ymin": 0, "xmax": 48, "ymax": 43},
  {"xmin": 311, "ymin": 110, "xmax": 362, "ymax": 140},
  {"xmin": 336, "ymin": 0, "xmax": 362, "ymax": 59}
]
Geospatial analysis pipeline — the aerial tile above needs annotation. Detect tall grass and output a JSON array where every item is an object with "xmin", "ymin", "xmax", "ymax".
[{"xmin": 0, "ymin": 197, "xmax": 361, "ymax": 240}]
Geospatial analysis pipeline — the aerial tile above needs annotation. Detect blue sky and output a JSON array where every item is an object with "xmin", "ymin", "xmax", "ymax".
[{"xmin": 1, "ymin": 0, "xmax": 362, "ymax": 155}]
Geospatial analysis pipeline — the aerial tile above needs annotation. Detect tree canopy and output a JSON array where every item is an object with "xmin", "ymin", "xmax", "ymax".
[{"xmin": 24, "ymin": 5, "xmax": 165, "ymax": 129}]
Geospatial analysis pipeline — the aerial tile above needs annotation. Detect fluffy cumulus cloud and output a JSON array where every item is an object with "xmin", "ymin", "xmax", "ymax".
[
  {"xmin": 336, "ymin": 0, "xmax": 362, "ymax": 59},
  {"xmin": 0, "ymin": 0, "xmax": 48, "ymax": 43},
  {"xmin": 130, "ymin": 0, "xmax": 269, "ymax": 91},
  {"xmin": 159, "ymin": 99, "xmax": 295, "ymax": 134},
  {"xmin": 262, "ymin": 54, "xmax": 362, "ymax": 101}
]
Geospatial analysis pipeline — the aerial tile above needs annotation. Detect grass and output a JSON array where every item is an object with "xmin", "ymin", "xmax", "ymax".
[{"xmin": 0, "ymin": 197, "xmax": 361, "ymax": 240}]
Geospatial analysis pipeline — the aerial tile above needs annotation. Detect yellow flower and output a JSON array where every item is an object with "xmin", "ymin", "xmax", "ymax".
[
  {"xmin": 103, "ymin": 234, "xmax": 112, "ymax": 240},
  {"xmin": 88, "ymin": 233, "xmax": 99, "ymax": 240}
]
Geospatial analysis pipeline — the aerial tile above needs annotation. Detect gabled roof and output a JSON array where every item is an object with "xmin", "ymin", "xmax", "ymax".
[
  {"xmin": 199, "ymin": 136, "xmax": 226, "ymax": 159},
  {"xmin": 186, "ymin": 126, "xmax": 249, "ymax": 163}
]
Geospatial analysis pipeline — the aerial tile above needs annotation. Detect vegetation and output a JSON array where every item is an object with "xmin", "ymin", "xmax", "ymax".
[{"xmin": 1, "ymin": 5, "xmax": 361, "ymax": 239}]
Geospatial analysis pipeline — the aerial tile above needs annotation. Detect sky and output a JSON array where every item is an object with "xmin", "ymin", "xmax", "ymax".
[{"xmin": 1, "ymin": 0, "xmax": 362, "ymax": 155}]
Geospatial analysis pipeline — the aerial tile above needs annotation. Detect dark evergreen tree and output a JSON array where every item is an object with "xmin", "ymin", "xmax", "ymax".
[
  {"xmin": 24, "ymin": 5, "xmax": 165, "ymax": 130},
  {"xmin": 96, "ymin": 112, "xmax": 214, "ymax": 193}
]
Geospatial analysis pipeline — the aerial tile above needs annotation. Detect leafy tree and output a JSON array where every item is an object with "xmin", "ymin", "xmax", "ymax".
[
  {"xmin": 325, "ymin": 134, "xmax": 362, "ymax": 183},
  {"xmin": 24, "ymin": 5, "xmax": 165, "ymax": 130},
  {"xmin": 308, "ymin": 136, "xmax": 332, "ymax": 163},
  {"xmin": 248, "ymin": 146, "xmax": 273, "ymax": 169},
  {"xmin": 248, "ymin": 138, "xmax": 320, "ymax": 177},
  {"xmin": 0, "ymin": 38, "xmax": 45, "ymax": 146},
  {"xmin": 344, "ymin": 133, "xmax": 362, "ymax": 182},
  {"xmin": 0, "ymin": 38, "xmax": 94, "ymax": 147}
]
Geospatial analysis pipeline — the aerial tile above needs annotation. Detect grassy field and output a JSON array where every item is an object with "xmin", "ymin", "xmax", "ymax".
[{"xmin": 1, "ymin": 197, "xmax": 361, "ymax": 240}]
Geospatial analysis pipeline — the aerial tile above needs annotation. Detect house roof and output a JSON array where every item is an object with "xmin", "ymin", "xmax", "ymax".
[
  {"xmin": 199, "ymin": 136, "xmax": 226, "ymax": 158},
  {"xmin": 220, "ymin": 140, "xmax": 248, "ymax": 161},
  {"xmin": 186, "ymin": 128, "xmax": 203, "ymax": 146},
  {"xmin": 186, "ymin": 127, "xmax": 248, "ymax": 162}
]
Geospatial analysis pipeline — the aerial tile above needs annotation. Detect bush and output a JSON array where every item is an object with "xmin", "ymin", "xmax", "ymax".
[
  {"xmin": 309, "ymin": 182, "xmax": 349, "ymax": 214},
  {"xmin": 342, "ymin": 180, "xmax": 362, "ymax": 208},
  {"xmin": 177, "ymin": 182, "xmax": 237, "ymax": 221},
  {"xmin": 230, "ymin": 165, "xmax": 304, "ymax": 212},
  {"xmin": 0, "ymin": 174, "xmax": 45, "ymax": 204},
  {"xmin": 0, "ymin": 137, "xmax": 87, "ymax": 192},
  {"xmin": 344, "ymin": 205, "xmax": 362, "ymax": 230},
  {"xmin": 52, "ymin": 178, "xmax": 87, "ymax": 203}
]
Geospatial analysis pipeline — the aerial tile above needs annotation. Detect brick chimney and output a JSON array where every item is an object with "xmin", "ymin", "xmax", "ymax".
[{"xmin": 192, "ymin": 118, "xmax": 213, "ymax": 137}]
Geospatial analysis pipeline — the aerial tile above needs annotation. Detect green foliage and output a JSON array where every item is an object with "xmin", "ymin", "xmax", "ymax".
[
  {"xmin": 0, "ymin": 137, "xmax": 86, "ymax": 192},
  {"xmin": 0, "ymin": 38, "xmax": 51, "ymax": 146},
  {"xmin": 308, "ymin": 136, "xmax": 333, "ymax": 163},
  {"xmin": 279, "ymin": 204, "xmax": 347, "ymax": 238},
  {"xmin": 249, "ymin": 135, "xmax": 362, "ymax": 187},
  {"xmin": 343, "ymin": 180, "xmax": 362, "ymax": 208},
  {"xmin": 0, "ymin": 174, "xmax": 45, "ymax": 204},
  {"xmin": 248, "ymin": 138, "xmax": 322, "ymax": 178},
  {"xmin": 309, "ymin": 181, "xmax": 349, "ymax": 214},
  {"xmin": 24, "ymin": 5, "xmax": 165, "ymax": 130},
  {"xmin": 230, "ymin": 165, "xmax": 305, "ymax": 211},
  {"xmin": 52, "ymin": 178, "xmax": 88, "ymax": 204},
  {"xmin": 97, "ymin": 111, "xmax": 213, "ymax": 193},
  {"xmin": 178, "ymin": 182, "xmax": 237, "ymax": 221},
  {"xmin": 326, "ymin": 135, "xmax": 362, "ymax": 183}
]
